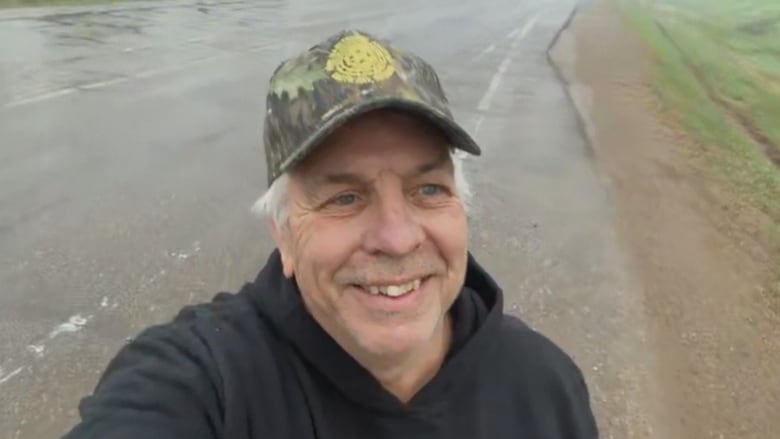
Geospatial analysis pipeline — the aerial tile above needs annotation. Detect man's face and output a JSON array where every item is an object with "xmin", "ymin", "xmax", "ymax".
[{"xmin": 272, "ymin": 110, "xmax": 469, "ymax": 360}]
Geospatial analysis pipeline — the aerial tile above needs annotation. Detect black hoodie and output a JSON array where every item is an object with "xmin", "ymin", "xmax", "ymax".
[{"xmin": 63, "ymin": 250, "xmax": 599, "ymax": 439}]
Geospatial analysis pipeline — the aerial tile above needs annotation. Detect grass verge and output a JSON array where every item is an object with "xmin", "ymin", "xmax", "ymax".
[{"xmin": 611, "ymin": 0, "xmax": 780, "ymax": 299}]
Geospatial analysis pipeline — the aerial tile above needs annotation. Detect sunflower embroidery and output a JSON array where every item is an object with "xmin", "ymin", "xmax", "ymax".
[{"xmin": 325, "ymin": 34, "xmax": 396, "ymax": 84}]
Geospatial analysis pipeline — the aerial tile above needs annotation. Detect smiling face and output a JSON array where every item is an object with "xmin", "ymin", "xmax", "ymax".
[{"xmin": 271, "ymin": 109, "xmax": 470, "ymax": 362}]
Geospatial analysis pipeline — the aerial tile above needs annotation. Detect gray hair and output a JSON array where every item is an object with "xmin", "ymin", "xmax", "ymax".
[{"xmin": 251, "ymin": 149, "xmax": 473, "ymax": 227}]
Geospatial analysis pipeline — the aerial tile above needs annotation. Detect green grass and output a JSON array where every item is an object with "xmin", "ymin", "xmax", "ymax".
[
  {"xmin": 613, "ymin": 0, "xmax": 780, "ymax": 238},
  {"xmin": 0, "ymin": 0, "xmax": 149, "ymax": 7}
]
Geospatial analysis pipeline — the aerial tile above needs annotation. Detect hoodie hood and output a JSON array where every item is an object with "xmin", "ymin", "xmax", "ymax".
[{"xmin": 247, "ymin": 249, "xmax": 504, "ymax": 413}]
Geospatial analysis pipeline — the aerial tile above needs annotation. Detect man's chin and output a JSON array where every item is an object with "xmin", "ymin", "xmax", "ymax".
[{"xmin": 352, "ymin": 324, "xmax": 439, "ymax": 357}]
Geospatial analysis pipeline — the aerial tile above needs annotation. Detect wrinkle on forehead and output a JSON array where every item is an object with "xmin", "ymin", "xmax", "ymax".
[
  {"xmin": 295, "ymin": 110, "xmax": 450, "ymax": 169},
  {"xmin": 312, "ymin": 148, "xmax": 451, "ymax": 187},
  {"xmin": 286, "ymin": 110, "xmax": 454, "ymax": 203}
]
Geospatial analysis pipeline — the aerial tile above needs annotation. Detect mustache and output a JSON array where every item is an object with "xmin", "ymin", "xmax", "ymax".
[{"xmin": 335, "ymin": 257, "xmax": 445, "ymax": 285}]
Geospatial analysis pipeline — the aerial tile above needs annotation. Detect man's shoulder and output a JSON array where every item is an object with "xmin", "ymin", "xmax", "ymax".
[
  {"xmin": 128, "ymin": 284, "xmax": 275, "ymax": 357},
  {"xmin": 482, "ymin": 315, "xmax": 598, "ymax": 437},
  {"xmin": 495, "ymin": 313, "xmax": 587, "ymax": 389},
  {"xmin": 170, "ymin": 288, "xmax": 259, "ymax": 330},
  {"xmin": 66, "ymin": 285, "xmax": 290, "ymax": 439}
]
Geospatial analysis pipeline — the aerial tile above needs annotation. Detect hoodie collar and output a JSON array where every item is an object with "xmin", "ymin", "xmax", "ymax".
[{"xmin": 247, "ymin": 249, "xmax": 504, "ymax": 413}]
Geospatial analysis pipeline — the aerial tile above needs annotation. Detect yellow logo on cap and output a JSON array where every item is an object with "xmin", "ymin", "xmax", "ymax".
[{"xmin": 325, "ymin": 34, "xmax": 395, "ymax": 84}]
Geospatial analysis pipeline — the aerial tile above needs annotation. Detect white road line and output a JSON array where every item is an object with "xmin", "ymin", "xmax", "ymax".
[
  {"xmin": 473, "ymin": 12, "xmax": 542, "ymax": 135},
  {"xmin": 0, "ymin": 311, "xmax": 99, "ymax": 387},
  {"xmin": 26, "ymin": 344, "xmax": 45, "ymax": 358},
  {"xmin": 6, "ymin": 88, "xmax": 77, "ymax": 108},
  {"xmin": 472, "ymin": 115, "xmax": 486, "ymax": 135},
  {"xmin": 123, "ymin": 45, "xmax": 150, "ymax": 53},
  {"xmin": 49, "ymin": 314, "xmax": 90, "ymax": 339},
  {"xmin": 481, "ymin": 44, "xmax": 496, "ymax": 55},
  {"xmin": 79, "ymin": 77, "xmax": 129, "ymax": 90},
  {"xmin": 477, "ymin": 56, "xmax": 512, "ymax": 113},
  {"xmin": 4, "ymin": 43, "xmax": 278, "ymax": 109},
  {"xmin": 0, "ymin": 367, "xmax": 24, "ymax": 386},
  {"xmin": 517, "ymin": 13, "xmax": 541, "ymax": 43}
]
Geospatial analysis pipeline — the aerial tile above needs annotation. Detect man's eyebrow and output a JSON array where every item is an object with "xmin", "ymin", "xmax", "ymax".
[
  {"xmin": 411, "ymin": 150, "xmax": 451, "ymax": 177},
  {"xmin": 317, "ymin": 172, "xmax": 369, "ymax": 186},
  {"xmin": 301, "ymin": 172, "xmax": 368, "ymax": 198}
]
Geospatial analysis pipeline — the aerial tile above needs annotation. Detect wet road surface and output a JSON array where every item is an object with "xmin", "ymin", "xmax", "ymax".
[{"xmin": 0, "ymin": 0, "xmax": 654, "ymax": 437}]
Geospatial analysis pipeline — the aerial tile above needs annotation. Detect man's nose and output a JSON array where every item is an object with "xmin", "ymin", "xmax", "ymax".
[{"xmin": 363, "ymin": 189, "xmax": 425, "ymax": 257}]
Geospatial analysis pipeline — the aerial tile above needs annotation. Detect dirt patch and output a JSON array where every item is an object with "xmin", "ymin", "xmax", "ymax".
[{"xmin": 551, "ymin": 0, "xmax": 780, "ymax": 437}]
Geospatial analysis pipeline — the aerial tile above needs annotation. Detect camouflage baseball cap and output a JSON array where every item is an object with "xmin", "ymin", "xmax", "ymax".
[{"xmin": 262, "ymin": 29, "xmax": 482, "ymax": 186}]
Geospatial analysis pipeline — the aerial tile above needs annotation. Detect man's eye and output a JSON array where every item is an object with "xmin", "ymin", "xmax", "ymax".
[
  {"xmin": 419, "ymin": 184, "xmax": 445, "ymax": 196},
  {"xmin": 332, "ymin": 193, "xmax": 358, "ymax": 206}
]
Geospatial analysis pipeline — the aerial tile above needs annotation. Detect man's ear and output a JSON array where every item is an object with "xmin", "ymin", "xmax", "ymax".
[{"xmin": 270, "ymin": 220, "xmax": 295, "ymax": 278}]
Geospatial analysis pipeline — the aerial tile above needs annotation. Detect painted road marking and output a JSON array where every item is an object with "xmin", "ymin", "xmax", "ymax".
[
  {"xmin": 481, "ymin": 44, "xmax": 496, "ymax": 56},
  {"xmin": 79, "ymin": 76, "xmax": 129, "ymax": 91},
  {"xmin": 6, "ymin": 88, "xmax": 77, "ymax": 108},
  {"xmin": 0, "ymin": 313, "xmax": 94, "ymax": 386},
  {"xmin": 0, "ymin": 367, "xmax": 24, "ymax": 386},
  {"xmin": 473, "ymin": 12, "xmax": 542, "ymax": 135},
  {"xmin": 49, "ymin": 314, "xmax": 91, "ymax": 339},
  {"xmin": 4, "ymin": 43, "xmax": 279, "ymax": 109}
]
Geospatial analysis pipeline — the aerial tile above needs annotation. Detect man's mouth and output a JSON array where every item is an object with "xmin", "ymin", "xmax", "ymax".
[{"xmin": 353, "ymin": 276, "xmax": 429, "ymax": 298}]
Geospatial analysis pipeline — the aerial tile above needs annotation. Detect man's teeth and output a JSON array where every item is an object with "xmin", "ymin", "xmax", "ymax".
[{"xmin": 366, "ymin": 279, "xmax": 422, "ymax": 297}]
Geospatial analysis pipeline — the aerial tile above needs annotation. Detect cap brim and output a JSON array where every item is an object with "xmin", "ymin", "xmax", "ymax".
[{"xmin": 276, "ymin": 97, "xmax": 482, "ymax": 178}]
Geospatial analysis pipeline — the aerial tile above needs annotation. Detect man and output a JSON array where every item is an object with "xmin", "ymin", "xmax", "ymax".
[{"xmin": 63, "ymin": 29, "xmax": 598, "ymax": 438}]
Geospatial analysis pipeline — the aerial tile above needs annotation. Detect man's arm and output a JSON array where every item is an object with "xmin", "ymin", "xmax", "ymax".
[
  {"xmin": 62, "ymin": 321, "xmax": 223, "ymax": 439},
  {"xmin": 501, "ymin": 316, "xmax": 600, "ymax": 438},
  {"xmin": 560, "ymin": 360, "xmax": 600, "ymax": 438}
]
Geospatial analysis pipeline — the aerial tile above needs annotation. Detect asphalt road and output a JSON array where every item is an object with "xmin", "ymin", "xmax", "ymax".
[{"xmin": 0, "ymin": 0, "xmax": 655, "ymax": 437}]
